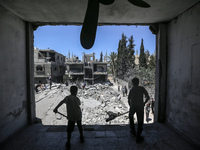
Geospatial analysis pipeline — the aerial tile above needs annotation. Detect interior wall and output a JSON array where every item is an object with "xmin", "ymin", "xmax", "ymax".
[
  {"xmin": 0, "ymin": 5, "xmax": 28, "ymax": 143},
  {"xmin": 154, "ymin": 24, "xmax": 167, "ymax": 123},
  {"xmin": 166, "ymin": 3, "xmax": 200, "ymax": 146}
]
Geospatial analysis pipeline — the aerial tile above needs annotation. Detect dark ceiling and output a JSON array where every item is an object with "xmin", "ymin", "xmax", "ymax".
[{"xmin": 0, "ymin": 0, "xmax": 199, "ymax": 25}]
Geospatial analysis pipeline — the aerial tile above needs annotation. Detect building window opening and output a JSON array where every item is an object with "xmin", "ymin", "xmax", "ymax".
[
  {"xmin": 97, "ymin": 66, "xmax": 105, "ymax": 72},
  {"xmin": 49, "ymin": 52, "xmax": 55, "ymax": 62},
  {"xmin": 40, "ymin": 52, "xmax": 47, "ymax": 57},
  {"xmin": 34, "ymin": 25, "xmax": 156, "ymax": 126},
  {"xmin": 36, "ymin": 65, "xmax": 43, "ymax": 71},
  {"xmin": 85, "ymin": 69, "xmax": 92, "ymax": 78},
  {"xmin": 38, "ymin": 52, "xmax": 45, "ymax": 59}
]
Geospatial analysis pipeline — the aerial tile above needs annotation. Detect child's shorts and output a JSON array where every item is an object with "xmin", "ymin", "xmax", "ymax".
[{"xmin": 67, "ymin": 120, "xmax": 82, "ymax": 133}]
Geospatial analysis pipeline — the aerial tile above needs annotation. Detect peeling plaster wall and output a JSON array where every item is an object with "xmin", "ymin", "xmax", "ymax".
[
  {"xmin": 0, "ymin": 5, "xmax": 28, "ymax": 143},
  {"xmin": 166, "ymin": 3, "xmax": 200, "ymax": 146}
]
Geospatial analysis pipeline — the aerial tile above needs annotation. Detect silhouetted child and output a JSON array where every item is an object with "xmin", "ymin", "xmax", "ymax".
[{"xmin": 53, "ymin": 85, "xmax": 84, "ymax": 149}]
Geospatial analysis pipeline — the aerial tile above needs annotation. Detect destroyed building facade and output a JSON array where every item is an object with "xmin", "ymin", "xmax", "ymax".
[
  {"xmin": 34, "ymin": 48, "xmax": 108, "ymax": 85},
  {"xmin": 64, "ymin": 52, "xmax": 108, "ymax": 85},
  {"xmin": 34, "ymin": 47, "xmax": 65, "ymax": 84}
]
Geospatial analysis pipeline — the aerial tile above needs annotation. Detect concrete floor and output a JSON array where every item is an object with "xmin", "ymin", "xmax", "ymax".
[
  {"xmin": 1, "ymin": 123, "xmax": 197, "ymax": 150},
  {"xmin": 1, "ymin": 81, "xmax": 197, "ymax": 150}
]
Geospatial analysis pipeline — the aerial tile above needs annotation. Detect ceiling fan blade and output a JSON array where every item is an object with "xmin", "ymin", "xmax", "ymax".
[
  {"xmin": 128, "ymin": 0, "xmax": 150, "ymax": 8},
  {"xmin": 81, "ymin": 0, "xmax": 99, "ymax": 49},
  {"xmin": 99, "ymin": 0, "xmax": 115, "ymax": 5}
]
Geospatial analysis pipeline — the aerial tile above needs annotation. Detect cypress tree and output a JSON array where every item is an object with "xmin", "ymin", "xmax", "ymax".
[
  {"xmin": 121, "ymin": 33, "xmax": 128, "ymax": 77},
  {"xmin": 116, "ymin": 40, "xmax": 122, "ymax": 77},
  {"xmin": 139, "ymin": 38, "xmax": 147, "ymax": 68},
  {"xmin": 127, "ymin": 35, "xmax": 135, "ymax": 69}
]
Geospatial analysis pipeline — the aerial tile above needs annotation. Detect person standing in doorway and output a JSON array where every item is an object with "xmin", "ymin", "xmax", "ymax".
[
  {"xmin": 53, "ymin": 86, "xmax": 84, "ymax": 149},
  {"xmin": 128, "ymin": 78, "xmax": 150, "ymax": 143}
]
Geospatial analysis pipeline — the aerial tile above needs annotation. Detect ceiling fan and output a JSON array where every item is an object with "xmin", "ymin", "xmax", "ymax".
[{"xmin": 80, "ymin": 0, "xmax": 150, "ymax": 49}]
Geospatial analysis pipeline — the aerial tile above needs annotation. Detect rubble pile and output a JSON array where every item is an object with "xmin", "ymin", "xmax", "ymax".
[
  {"xmin": 35, "ymin": 83, "xmax": 129, "ymax": 125},
  {"xmin": 78, "ymin": 83, "xmax": 129, "ymax": 125}
]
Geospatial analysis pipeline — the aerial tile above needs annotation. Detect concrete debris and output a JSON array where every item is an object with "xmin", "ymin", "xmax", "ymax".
[
  {"xmin": 35, "ymin": 81, "xmax": 154, "ymax": 126},
  {"xmin": 79, "ymin": 83, "xmax": 129, "ymax": 125},
  {"xmin": 56, "ymin": 114, "xmax": 62, "ymax": 120}
]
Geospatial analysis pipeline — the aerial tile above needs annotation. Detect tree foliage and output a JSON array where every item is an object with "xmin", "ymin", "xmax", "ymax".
[
  {"xmin": 116, "ymin": 33, "xmax": 128, "ymax": 78},
  {"xmin": 139, "ymin": 38, "xmax": 147, "ymax": 68},
  {"xmin": 145, "ymin": 50, "xmax": 150, "ymax": 65},
  {"xmin": 121, "ymin": 33, "xmax": 128, "ymax": 77},
  {"xmin": 127, "ymin": 35, "xmax": 135, "ymax": 69},
  {"xmin": 148, "ymin": 54, "xmax": 156, "ymax": 69},
  {"xmin": 114, "ymin": 33, "xmax": 156, "ymax": 85},
  {"xmin": 116, "ymin": 40, "xmax": 122, "ymax": 77},
  {"xmin": 108, "ymin": 52, "xmax": 117, "ymax": 77}
]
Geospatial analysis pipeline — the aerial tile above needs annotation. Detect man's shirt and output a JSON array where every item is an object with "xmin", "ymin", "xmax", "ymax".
[{"xmin": 128, "ymin": 86, "xmax": 149, "ymax": 109}]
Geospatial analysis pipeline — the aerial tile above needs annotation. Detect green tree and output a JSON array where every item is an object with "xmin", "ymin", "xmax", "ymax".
[
  {"xmin": 116, "ymin": 40, "xmax": 122, "ymax": 77},
  {"xmin": 108, "ymin": 52, "xmax": 117, "ymax": 77},
  {"xmin": 145, "ymin": 50, "xmax": 150, "ymax": 65},
  {"xmin": 116, "ymin": 33, "xmax": 128, "ymax": 78},
  {"xmin": 139, "ymin": 38, "xmax": 147, "ymax": 68},
  {"xmin": 121, "ymin": 33, "xmax": 128, "ymax": 76},
  {"xmin": 127, "ymin": 35, "xmax": 135, "ymax": 69},
  {"xmin": 148, "ymin": 54, "xmax": 156, "ymax": 69}
]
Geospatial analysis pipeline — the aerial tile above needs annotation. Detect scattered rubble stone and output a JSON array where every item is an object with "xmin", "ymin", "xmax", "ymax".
[{"xmin": 35, "ymin": 81, "xmax": 154, "ymax": 126}]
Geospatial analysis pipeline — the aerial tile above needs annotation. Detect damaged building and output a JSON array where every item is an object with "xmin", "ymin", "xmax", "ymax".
[
  {"xmin": 64, "ymin": 52, "xmax": 108, "ymax": 85},
  {"xmin": 34, "ymin": 47, "xmax": 65, "ymax": 84}
]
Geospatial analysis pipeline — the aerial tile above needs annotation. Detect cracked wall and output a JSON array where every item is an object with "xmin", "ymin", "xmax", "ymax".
[{"xmin": 0, "ymin": 5, "xmax": 28, "ymax": 143}]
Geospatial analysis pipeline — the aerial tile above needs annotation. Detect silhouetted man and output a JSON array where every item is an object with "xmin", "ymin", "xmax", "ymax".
[{"xmin": 128, "ymin": 78, "xmax": 150, "ymax": 143}]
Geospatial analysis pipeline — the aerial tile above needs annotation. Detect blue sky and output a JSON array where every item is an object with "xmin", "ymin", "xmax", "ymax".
[{"xmin": 34, "ymin": 25, "xmax": 155, "ymax": 60}]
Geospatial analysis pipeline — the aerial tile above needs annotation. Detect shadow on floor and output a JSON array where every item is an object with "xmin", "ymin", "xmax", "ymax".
[{"xmin": 1, "ymin": 123, "xmax": 197, "ymax": 150}]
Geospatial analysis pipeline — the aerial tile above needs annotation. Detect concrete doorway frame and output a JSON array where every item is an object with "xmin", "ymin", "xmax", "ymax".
[{"xmin": 27, "ymin": 23, "xmax": 167, "ymax": 124}]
